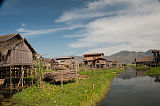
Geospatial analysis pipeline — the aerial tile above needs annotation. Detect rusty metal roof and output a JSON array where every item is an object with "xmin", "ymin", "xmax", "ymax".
[
  {"xmin": 152, "ymin": 50, "xmax": 160, "ymax": 53},
  {"xmin": 84, "ymin": 53, "xmax": 104, "ymax": 56}
]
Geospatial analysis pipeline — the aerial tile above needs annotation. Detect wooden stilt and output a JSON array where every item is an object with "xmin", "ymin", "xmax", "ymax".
[
  {"xmin": 47, "ymin": 65, "xmax": 48, "ymax": 72},
  {"xmin": 78, "ymin": 64, "xmax": 79, "ymax": 72},
  {"xmin": 27, "ymin": 68, "xmax": 28, "ymax": 77},
  {"xmin": 18, "ymin": 66, "xmax": 22, "ymax": 88},
  {"xmin": 34, "ymin": 67, "xmax": 35, "ymax": 82},
  {"xmin": 31, "ymin": 67, "xmax": 33, "ymax": 85},
  {"xmin": 10, "ymin": 66, "xmax": 12, "ymax": 89},
  {"xmin": 61, "ymin": 71, "xmax": 63, "ymax": 88},
  {"xmin": 21, "ymin": 66, "xmax": 24, "ymax": 87}
]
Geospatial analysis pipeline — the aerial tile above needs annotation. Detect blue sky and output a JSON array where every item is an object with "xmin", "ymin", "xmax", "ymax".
[{"xmin": 0, "ymin": 0, "xmax": 160, "ymax": 57}]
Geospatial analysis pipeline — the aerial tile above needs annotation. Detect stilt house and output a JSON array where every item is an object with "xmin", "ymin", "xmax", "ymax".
[
  {"xmin": 55, "ymin": 56, "xmax": 74, "ymax": 65},
  {"xmin": 152, "ymin": 50, "xmax": 160, "ymax": 66},
  {"xmin": 55, "ymin": 56, "xmax": 75, "ymax": 69},
  {"xmin": 0, "ymin": 33, "xmax": 37, "ymax": 87},
  {"xmin": 83, "ymin": 53, "xmax": 107, "ymax": 68},
  {"xmin": 135, "ymin": 56, "xmax": 154, "ymax": 66},
  {"xmin": 0, "ymin": 33, "xmax": 37, "ymax": 67}
]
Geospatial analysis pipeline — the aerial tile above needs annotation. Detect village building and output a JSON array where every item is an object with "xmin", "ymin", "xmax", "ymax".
[
  {"xmin": 55, "ymin": 56, "xmax": 75, "ymax": 69},
  {"xmin": 107, "ymin": 60, "xmax": 118, "ymax": 68},
  {"xmin": 0, "ymin": 33, "xmax": 37, "ymax": 66},
  {"xmin": 0, "ymin": 33, "xmax": 37, "ymax": 88},
  {"xmin": 152, "ymin": 50, "xmax": 160, "ymax": 66},
  {"xmin": 43, "ymin": 58, "xmax": 58, "ymax": 70},
  {"xmin": 55, "ymin": 56, "xmax": 74, "ymax": 65},
  {"xmin": 83, "ymin": 53, "xmax": 108, "ymax": 68},
  {"xmin": 135, "ymin": 56, "xmax": 155, "ymax": 66}
]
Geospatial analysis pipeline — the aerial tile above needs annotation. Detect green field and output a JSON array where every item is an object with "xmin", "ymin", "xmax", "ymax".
[{"xmin": 12, "ymin": 69, "xmax": 124, "ymax": 106}]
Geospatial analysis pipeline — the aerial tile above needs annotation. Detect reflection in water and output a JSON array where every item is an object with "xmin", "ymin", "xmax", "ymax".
[
  {"xmin": 0, "ymin": 78, "xmax": 34, "ymax": 105},
  {"xmin": 0, "ymin": 87, "xmax": 24, "ymax": 105},
  {"xmin": 100, "ymin": 67, "xmax": 160, "ymax": 106},
  {"xmin": 155, "ymin": 75, "xmax": 160, "ymax": 82},
  {"xmin": 118, "ymin": 67, "xmax": 137, "ymax": 80},
  {"xmin": 0, "ymin": 88, "xmax": 17, "ymax": 105}
]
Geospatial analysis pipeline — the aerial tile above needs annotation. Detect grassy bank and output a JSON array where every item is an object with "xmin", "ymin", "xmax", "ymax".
[
  {"xmin": 145, "ymin": 67, "xmax": 160, "ymax": 76},
  {"xmin": 12, "ymin": 69, "xmax": 124, "ymax": 106},
  {"xmin": 131, "ymin": 65, "xmax": 149, "ymax": 70}
]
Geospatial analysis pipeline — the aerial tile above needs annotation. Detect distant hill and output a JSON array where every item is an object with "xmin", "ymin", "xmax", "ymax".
[
  {"xmin": 104, "ymin": 50, "xmax": 153, "ymax": 64},
  {"xmin": 71, "ymin": 50, "xmax": 153, "ymax": 64}
]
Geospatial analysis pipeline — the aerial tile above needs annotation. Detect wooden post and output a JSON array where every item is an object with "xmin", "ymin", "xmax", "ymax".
[
  {"xmin": 27, "ymin": 68, "xmax": 28, "ymax": 77},
  {"xmin": 75, "ymin": 57, "xmax": 78, "ymax": 82},
  {"xmin": 39, "ymin": 61, "xmax": 41, "ymax": 87},
  {"xmin": 34, "ymin": 67, "xmax": 35, "ymax": 82},
  {"xmin": 95, "ymin": 63, "xmax": 97, "ymax": 69},
  {"xmin": 31, "ymin": 67, "xmax": 33, "ymax": 85},
  {"xmin": 10, "ymin": 66, "xmax": 12, "ymax": 89},
  {"xmin": 47, "ymin": 65, "xmax": 48, "ymax": 72},
  {"xmin": 21, "ymin": 66, "xmax": 24, "ymax": 87},
  {"xmin": 15, "ymin": 68, "xmax": 16, "ymax": 79},
  {"xmin": 61, "ymin": 71, "xmax": 63, "ymax": 88},
  {"xmin": 78, "ymin": 64, "xmax": 79, "ymax": 71}
]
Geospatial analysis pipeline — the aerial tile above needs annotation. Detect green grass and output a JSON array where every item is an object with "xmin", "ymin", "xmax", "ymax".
[
  {"xmin": 145, "ymin": 67, "xmax": 160, "ymax": 76},
  {"xmin": 12, "ymin": 69, "xmax": 124, "ymax": 106},
  {"xmin": 131, "ymin": 65, "xmax": 149, "ymax": 70}
]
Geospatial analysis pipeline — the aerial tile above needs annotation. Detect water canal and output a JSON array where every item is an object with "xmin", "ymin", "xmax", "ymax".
[
  {"xmin": 100, "ymin": 67, "xmax": 160, "ymax": 106},
  {"xmin": 0, "ymin": 79, "xmax": 34, "ymax": 105}
]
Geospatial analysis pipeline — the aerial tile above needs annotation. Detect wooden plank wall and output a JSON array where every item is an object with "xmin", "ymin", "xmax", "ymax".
[{"xmin": 6, "ymin": 42, "xmax": 33, "ymax": 65}]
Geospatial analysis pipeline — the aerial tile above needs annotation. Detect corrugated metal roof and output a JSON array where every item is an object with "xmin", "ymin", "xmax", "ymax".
[
  {"xmin": 84, "ymin": 53, "xmax": 104, "ymax": 56},
  {"xmin": 152, "ymin": 50, "xmax": 160, "ymax": 53}
]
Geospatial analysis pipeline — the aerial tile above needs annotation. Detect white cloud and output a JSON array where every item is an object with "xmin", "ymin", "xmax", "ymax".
[
  {"xmin": 55, "ymin": 0, "xmax": 128, "ymax": 23},
  {"xmin": 21, "ymin": 23, "xmax": 26, "ymax": 27},
  {"xmin": 56, "ymin": 0, "xmax": 160, "ymax": 55},
  {"xmin": 16, "ymin": 25, "xmax": 85, "ymax": 36}
]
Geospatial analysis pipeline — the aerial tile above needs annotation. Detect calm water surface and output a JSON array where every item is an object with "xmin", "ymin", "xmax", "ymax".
[
  {"xmin": 0, "ymin": 79, "xmax": 33, "ymax": 105},
  {"xmin": 100, "ymin": 67, "xmax": 160, "ymax": 106}
]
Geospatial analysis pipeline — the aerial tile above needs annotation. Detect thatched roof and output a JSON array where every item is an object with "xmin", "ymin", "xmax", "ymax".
[
  {"xmin": 0, "ymin": 34, "xmax": 19, "ymax": 42},
  {"xmin": 0, "ymin": 33, "xmax": 37, "ymax": 60},
  {"xmin": 135, "ymin": 56, "xmax": 154, "ymax": 62}
]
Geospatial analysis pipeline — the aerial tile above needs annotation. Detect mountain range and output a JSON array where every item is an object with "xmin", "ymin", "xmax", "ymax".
[
  {"xmin": 74, "ymin": 50, "xmax": 153, "ymax": 64},
  {"xmin": 103, "ymin": 50, "xmax": 153, "ymax": 64}
]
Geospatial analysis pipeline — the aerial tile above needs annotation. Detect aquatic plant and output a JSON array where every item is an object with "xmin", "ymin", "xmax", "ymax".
[{"xmin": 145, "ymin": 67, "xmax": 160, "ymax": 76}]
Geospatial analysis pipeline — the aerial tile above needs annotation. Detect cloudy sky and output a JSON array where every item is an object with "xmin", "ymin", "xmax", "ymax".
[{"xmin": 0, "ymin": 0, "xmax": 160, "ymax": 57}]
